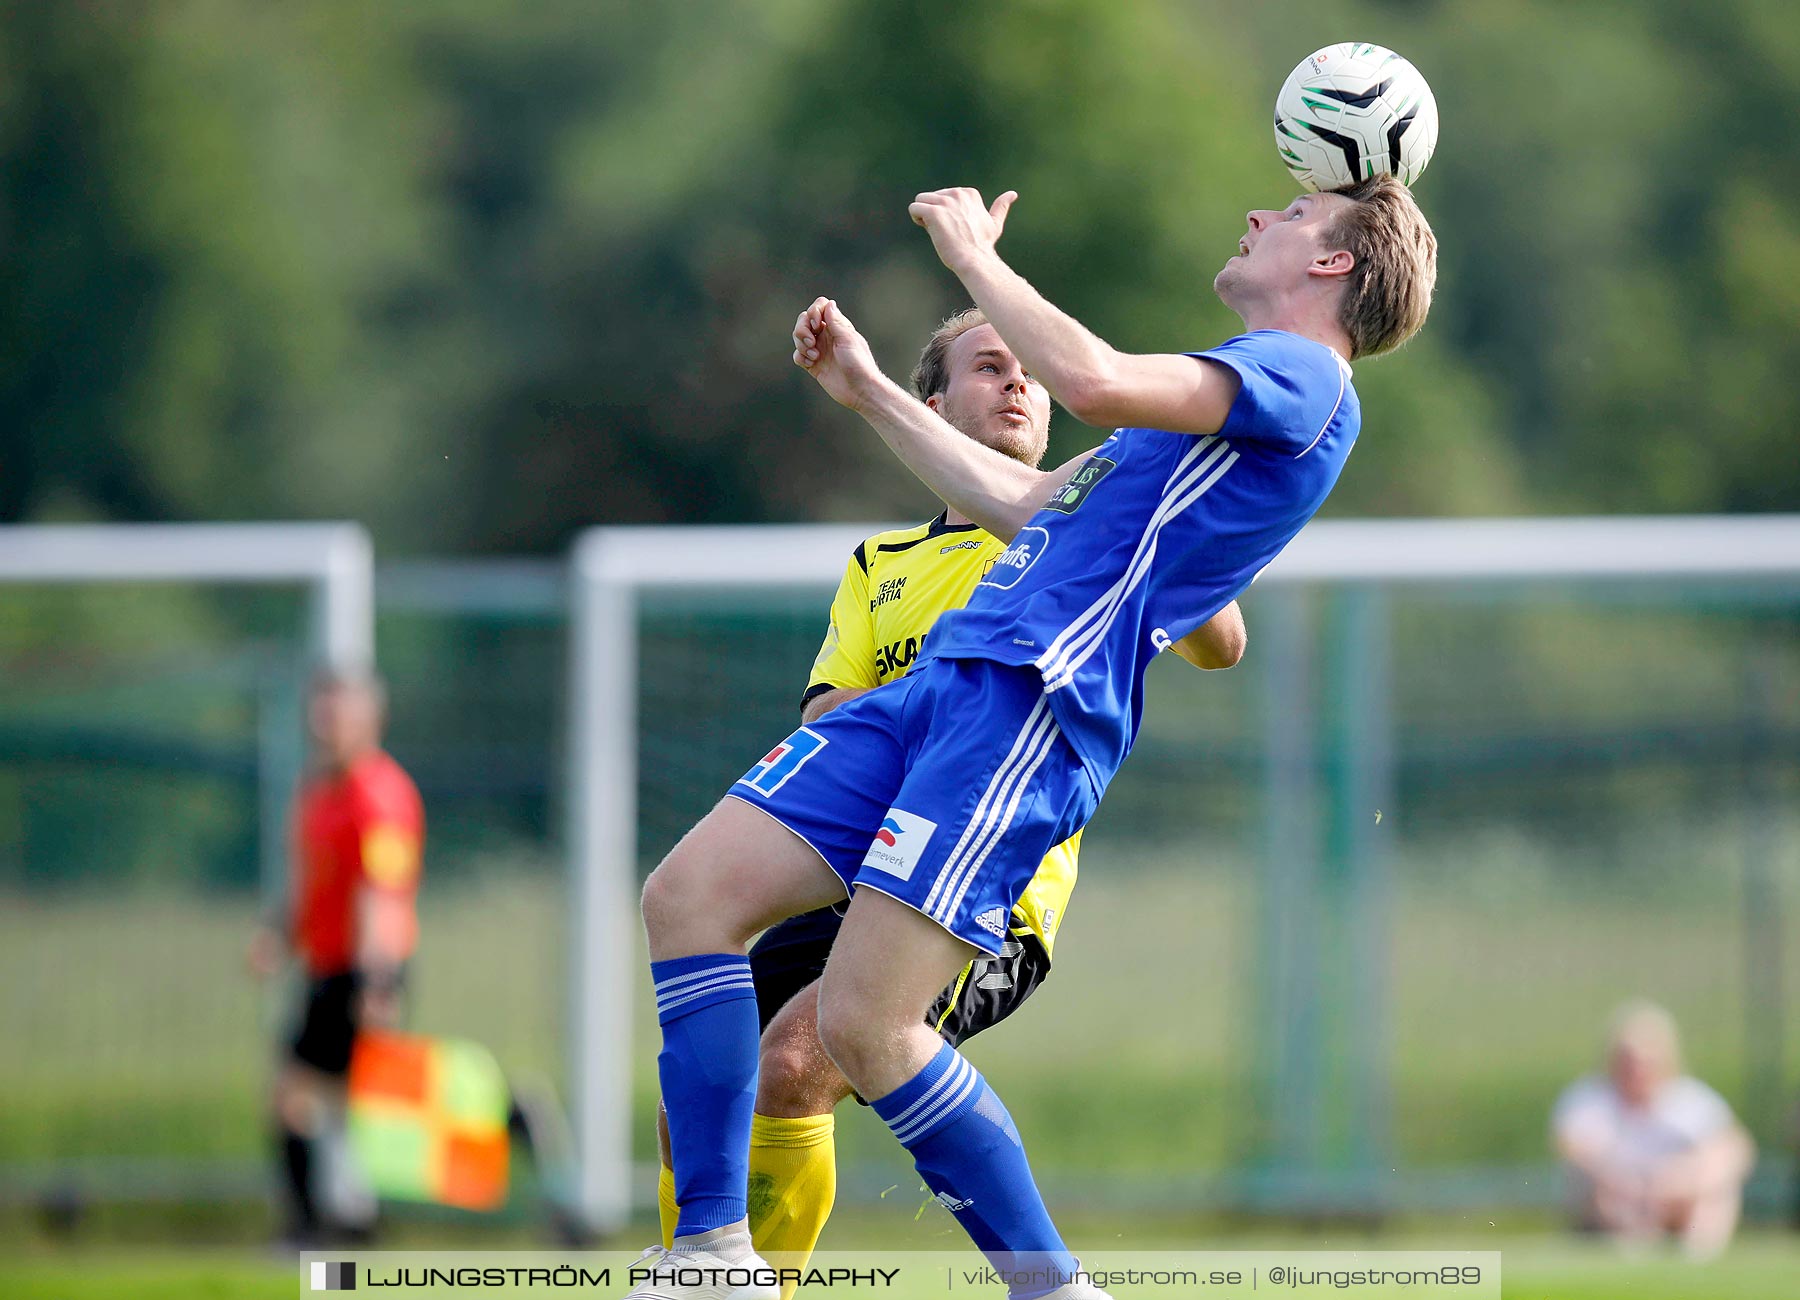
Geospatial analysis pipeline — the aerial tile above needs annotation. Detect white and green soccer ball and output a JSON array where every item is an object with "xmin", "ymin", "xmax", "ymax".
[{"xmin": 1274, "ymin": 42, "xmax": 1438, "ymax": 191}]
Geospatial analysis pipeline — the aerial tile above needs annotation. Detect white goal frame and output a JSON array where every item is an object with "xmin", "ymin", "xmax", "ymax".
[
  {"xmin": 0, "ymin": 523, "xmax": 375, "ymax": 668},
  {"xmin": 567, "ymin": 515, "xmax": 1800, "ymax": 1230},
  {"xmin": 0, "ymin": 522, "xmax": 376, "ymax": 900}
]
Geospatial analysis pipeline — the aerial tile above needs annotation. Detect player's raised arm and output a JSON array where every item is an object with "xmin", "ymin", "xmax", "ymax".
[
  {"xmin": 907, "ymin": 188, "xmax": 1243, "ymax": 436},
  {"xmin": 793, "ymin": 297, "xmax": 1083, "ymax": 539}
]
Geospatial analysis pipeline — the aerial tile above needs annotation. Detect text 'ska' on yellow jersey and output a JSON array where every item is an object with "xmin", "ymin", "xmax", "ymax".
[{"xmin": 806, "ymin": 515, "xmax": 1079, "ymax": 958}]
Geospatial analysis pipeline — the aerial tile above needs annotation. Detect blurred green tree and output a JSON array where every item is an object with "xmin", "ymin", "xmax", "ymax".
[{"xmin": 0, "ymin": 0, "xmax": 1792, "ymax": 556}]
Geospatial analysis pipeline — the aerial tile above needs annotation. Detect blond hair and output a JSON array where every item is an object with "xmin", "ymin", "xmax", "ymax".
[
  {"xmin": 911, "ymin": 307, "xmax": 990, "ymax": 400},
  {"xmin": 1323, "ymin": 176, "xmax": 1437, "ymax": 360},
  {"xmin": 1607, "ymin": 999, "xmax": 1681, "ymax": 1070}
]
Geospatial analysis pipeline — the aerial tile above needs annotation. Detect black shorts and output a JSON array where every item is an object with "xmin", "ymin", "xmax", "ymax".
[
  {"xmin": 288, "ymin": 972, "xmax": 362, "ymax": 1075},
  {"xmin": 286, "ymin": 968, "xmax": 408, "ymax": 1076},
  {"xmin": 747, "ymin": 906, "xmax": 1051, "ymax": 1048}
]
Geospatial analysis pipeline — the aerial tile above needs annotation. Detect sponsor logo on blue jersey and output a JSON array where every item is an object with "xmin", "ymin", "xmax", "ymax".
[
  {"xmin": 978, "ymin": 526, "xmax": 1049, "ymax": 592},
  {"xmin": 1042, "ymin": 455, "xmax": 1117, "ymax": 514},
  {"xmin": 741, "ymin": 727, "xmax": 828, "ymax": 796},
  {"xmin": 861, "ymin": 807, "xmax": 937, "ymax": 881}
]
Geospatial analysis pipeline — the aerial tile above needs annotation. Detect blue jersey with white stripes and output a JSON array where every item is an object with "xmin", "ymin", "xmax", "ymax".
[{"xmin": 921, "ymin": 329, "xmax": 1358, "ymax": 787}]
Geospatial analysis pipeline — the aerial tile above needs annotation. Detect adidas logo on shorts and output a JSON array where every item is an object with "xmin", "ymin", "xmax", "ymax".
[{"xmin": 974, "ymin": 907, "xmax": 1008, "ymax": 938}]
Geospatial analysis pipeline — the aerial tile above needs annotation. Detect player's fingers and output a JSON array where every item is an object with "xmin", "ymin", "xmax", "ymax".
[{"xmin": 990, "ymin": 190, "xmax": 1018, "ymax": 228}]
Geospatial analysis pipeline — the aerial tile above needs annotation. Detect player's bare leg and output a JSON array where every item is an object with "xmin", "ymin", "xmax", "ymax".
[
  {"xmin": 755, "ymin": 986, "xmax": 857, "ymax": 1116},
  {"xmin": 632, "ymin": 798, "xmax": 845, "ymax": 1300},
  {"xmin": 642, "ymin": 798, "xmax": 845, "ymax": 960},
  {"xmin": 815, "ymin": 890, "xmax": 973, "ymax": 1096},
  {"xmin": 818, "ymin": 889, "xmax": 1095, "ymax": 1299}
]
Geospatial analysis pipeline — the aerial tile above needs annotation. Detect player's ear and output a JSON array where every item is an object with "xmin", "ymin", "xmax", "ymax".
[
  {"xmin": 1308, "ymin": 248, "xmax": 1354, "ymax": 280},
  {"xmin": 924, "ymin": 393, "xmax": 944, "ymax": 412}
]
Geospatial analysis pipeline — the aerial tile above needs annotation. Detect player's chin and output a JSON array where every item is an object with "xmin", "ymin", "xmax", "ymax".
[
  {"xmin": 1212, "ymin": 262, "xmax": 1245, "ymax": 303},
  {"xmin": 977, "ymin": 424, "xmax": 1023, "ymax": 458},
  {"xmin": 997, "ymin": 430, "xmax": 1048, "ymax": 466}
]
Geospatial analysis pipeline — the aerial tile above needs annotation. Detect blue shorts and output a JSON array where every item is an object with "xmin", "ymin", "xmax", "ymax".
[{"xmin": 728, "ymin": 658, "xmax": 1096, "ymax": 955}]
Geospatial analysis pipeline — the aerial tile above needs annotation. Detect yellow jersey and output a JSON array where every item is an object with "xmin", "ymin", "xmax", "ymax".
[{"xmin": 805, "ymin": 514, "xmax": 1080, "ymax": 960}]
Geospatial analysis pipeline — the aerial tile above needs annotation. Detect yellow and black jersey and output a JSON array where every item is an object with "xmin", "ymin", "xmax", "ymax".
[{"xmin": 804, "ymin": 514, "xmax": 1080, "ymax": 960}]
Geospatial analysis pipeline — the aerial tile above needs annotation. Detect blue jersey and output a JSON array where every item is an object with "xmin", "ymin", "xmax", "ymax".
[{"xmin": 921, "ymin": 329, "xmax": 1359, "ymax": 787}]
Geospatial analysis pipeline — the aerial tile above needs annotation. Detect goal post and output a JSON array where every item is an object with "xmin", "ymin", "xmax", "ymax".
[
  {"xmin": 567, "ymin": 515, "xmax": 1800, "ymax": 1228},
  {"xmin": 0, "ymin": 522, "xmax": 375, "ymax": 905},
  {"xmin": 0, "ymin": 522, "xmax": 375, "ymax": 669},
  {"xmin": 0, "ymin": 522, "xmax": 377, "ymax": 1203},
  {"xmin": 567, "ymin": 525, "xmax": 873, "ymax": 1235}
]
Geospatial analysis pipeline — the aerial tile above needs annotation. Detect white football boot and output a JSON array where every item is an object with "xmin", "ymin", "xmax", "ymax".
[{"xmin": 621, "ymin": 1221, "xmax": 780, "ymax": 1300}]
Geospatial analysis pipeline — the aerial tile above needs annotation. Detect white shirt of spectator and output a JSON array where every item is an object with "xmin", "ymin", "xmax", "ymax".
[{"xmin": 1552, "ymin": 1074, "xmax": 1735, "ymax": 1178}]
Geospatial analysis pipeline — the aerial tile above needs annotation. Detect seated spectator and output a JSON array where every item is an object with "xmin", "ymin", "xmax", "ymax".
[{"xmin": 1552, "ymin": 1000, "xmax": 1754, "ymax": 1257}]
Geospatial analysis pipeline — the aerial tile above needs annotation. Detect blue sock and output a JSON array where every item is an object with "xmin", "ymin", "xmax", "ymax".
[
  {"xmin": 872, "ymin": 1042, "xmax": 1077, "ymax": 1299},
  {"xmin": 653, "ymin": 953, "xmax": 759, "ymax": 1236}
]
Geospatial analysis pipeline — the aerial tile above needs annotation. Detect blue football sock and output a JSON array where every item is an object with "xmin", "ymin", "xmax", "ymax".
[
  {"xmin": 652, "ymin": 953, "xmax": 760, "ymax": 1236},
  {"xmin": 872, "ymin": 1041, "xmax": 1077, "ymax": 1299}
]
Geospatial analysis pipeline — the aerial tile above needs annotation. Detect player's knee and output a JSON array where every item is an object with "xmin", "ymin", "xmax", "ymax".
[
  {"xmin": 814, "ymin": 988, "xmax": 891, "ymax": 1089},
  {"xmin": 274, "ymin": 1070, "xmax": 331, "ymax": 1134},
  {"xmin": 639, "ymin": 862, "xmax": 678, "ymax": 933},
  {"xmin": 758, "ymin": 1015, "xmax": 848, "ymax": 1115},
  {"xmin": 641, "ymin": 833, "xmax": 767, "ymax": 950},
  {"xmin": 640, "ymin": 850, "xmax": 726, "ymax": 941}
]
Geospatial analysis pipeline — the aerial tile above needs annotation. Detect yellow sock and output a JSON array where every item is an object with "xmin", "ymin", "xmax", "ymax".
[
  {"xmin": 656, "ymin": 1160, "xmax": 678, "ymax": 1250},
  {"xmin": 747, "ymin": 1112, "xmax": 836, "ymax": 1295}
]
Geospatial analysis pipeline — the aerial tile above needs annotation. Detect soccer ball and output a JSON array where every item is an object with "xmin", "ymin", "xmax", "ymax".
[{"xmin": 1274, "ymin": 42, "xmax": 1438, "ymax": 191}]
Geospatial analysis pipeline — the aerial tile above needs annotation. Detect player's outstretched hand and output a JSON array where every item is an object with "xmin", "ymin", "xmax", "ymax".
[
  {"xmin": 793, "ymin": 296, "xmax": 883, "ymax": 411},
  {"xmin": 908, "ymin": 187, "xmax": 1016, "ymax": 274}
]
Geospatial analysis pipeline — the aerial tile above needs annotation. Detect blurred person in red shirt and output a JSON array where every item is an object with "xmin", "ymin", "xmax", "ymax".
[{"xmin": 248, "ymin": 669, "xmax": 424, "ymax": 1244}]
